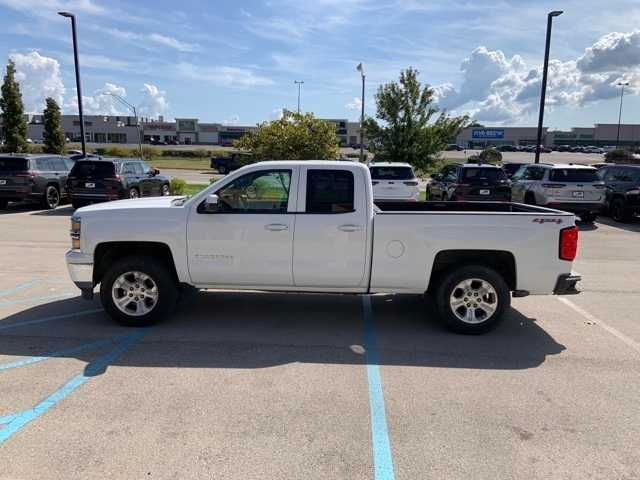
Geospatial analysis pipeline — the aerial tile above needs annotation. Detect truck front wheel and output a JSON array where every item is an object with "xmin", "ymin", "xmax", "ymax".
[
  {"xmin": 435, "ymin": 265, "xmax": 510, "ymax": 334},
  {"xmin": 100, "ymin": 255, "xmax": 178, "ymax": 326}
]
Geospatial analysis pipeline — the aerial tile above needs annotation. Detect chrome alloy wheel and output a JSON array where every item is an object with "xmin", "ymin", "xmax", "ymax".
[
  {"xmin": 449, "ymin": 278, "xmax": 498, "ymax": 324},
  {"xmin": 111, "ymin": 271, "xmax": 159, "ymax": 317}
]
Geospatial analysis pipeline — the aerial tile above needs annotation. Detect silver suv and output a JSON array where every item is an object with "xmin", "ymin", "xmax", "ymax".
[{"xmin": 511, "ymin": 163, "xmax": 605, "ymax": 222}]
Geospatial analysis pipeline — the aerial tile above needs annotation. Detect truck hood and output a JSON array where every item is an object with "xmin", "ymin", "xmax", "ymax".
[{"xmin": 76, "ymin": 196, "xmax": 184, "ymax": 213}]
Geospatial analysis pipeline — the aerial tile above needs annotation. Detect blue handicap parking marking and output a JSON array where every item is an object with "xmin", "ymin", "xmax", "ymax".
[
  {"xmin": 0, "ymin": 329, "xmax": 148, "ymax": 444},
  {"xmin": 362, "ymin": 295, "xmax": 396, "ymax": 480},
  {"xmin": 0, "ymin": 308, "xmax": 103, "ymax": 332}
]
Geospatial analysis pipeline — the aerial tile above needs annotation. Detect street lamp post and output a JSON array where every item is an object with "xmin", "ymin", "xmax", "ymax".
[
  {"xmin": 294, "ymin": 80, "xmax": 304, "ymax": 114},
  {"xmin": 534, "ymin": 10, "xmax": 563, "ymax": 164},
  {"xmin": 356, "ymin": 63, "xmax": 366, "ymax": 165},
  {"xmin": 58, "ymin": 11, "xmax": 86, "ymax": 157},
  {"xmin": 616, "ymin": 81, "xmax": 630, "ymax": 149},
  {"xmin": 104, "ymin": 92, "xmax": 143, "ymax": 159}
]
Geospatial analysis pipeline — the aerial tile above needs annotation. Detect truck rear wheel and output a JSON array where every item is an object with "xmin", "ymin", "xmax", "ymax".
[
  {"xmin": 435, "ymin": 265, "xmax": 510, "ymax": 334},
  {"xmin": 100, "ymin": 255, "xmax": 178, "ymax": 326}
]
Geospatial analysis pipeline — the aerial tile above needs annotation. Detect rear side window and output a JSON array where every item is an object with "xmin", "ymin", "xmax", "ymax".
[
  {"xmin": 370, "ymin": 166, "xmax": 415, "ymax": 180},
  {"xmin": 70, "ymin": 161, "xmax": 116, "ymax": 178},
  {"xmin": 36, "ymin": 158, "xmax": 53, "ymax": 171},
  {"xmin": 0, "ymin": 157, "xmax": 28, "ymax": 172},
  {"xmin": 50, "ymin": 157, "xmax": 68, "ymax": 171},
  {"xmin": 306, "ymin": 170, "xmax": 354, "ymax": 213},
  {"xmin": 549, "ymin": 168, "xmax": 599, "ymax": 182},
  {"xmin": 461, "ymin": 168, "xmax": 506, "ymax": 183}
]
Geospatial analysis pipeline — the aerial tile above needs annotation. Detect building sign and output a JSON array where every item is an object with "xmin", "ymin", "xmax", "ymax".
[
  {"xmin": 472, "ymin": 129, "xmax": 505, "ymax": 139},
  {"xmin": 176, "ymin": 119, "xmax": 197, "ymax": 132}
]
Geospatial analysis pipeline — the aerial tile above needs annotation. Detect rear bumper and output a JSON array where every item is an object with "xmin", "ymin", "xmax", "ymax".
[
  {"xmin": 66, "ymin": 250, "xmax": 94, "ymax": 298},
  {"xmin": 0, "ymin": 187, "xmax": 33, "ymax": 200},
  {"xmin": 553, "ymin": 272, "xmax": 582, "ymax": 295},
  {"xmin": 70, "ymin": 192, "xmax": 121, "ymax": 202},
  {"xmin": 544, "ymin": 202, "xmax": 603, "ymax": 214}
]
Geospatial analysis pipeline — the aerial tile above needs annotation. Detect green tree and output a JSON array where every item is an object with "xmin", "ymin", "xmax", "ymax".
[
  {"xmin": 43, "ymin": 97, "xmax": 66, "ymax": 154},
  {"xmin": 365, "ymin": 67, "xmax": 468, "ymax": 170},
  {"xmin": 0, "ymin": 60, "xmax": 28, "ymax": 153},
  {"xmin": 234, "ymin": 110, "xmax": 340, "ymax": 160}
]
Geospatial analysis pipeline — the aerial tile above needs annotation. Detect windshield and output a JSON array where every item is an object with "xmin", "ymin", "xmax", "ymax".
[
  {"xmin": 0, "ymin": 157, "xmax": 28, "ymax": 172},
  {"xmin": 69, "ymin": 161, "xmax": 116, "ymax": 178},
  {"xmin": 461, "ymin": 168, "xmax": 507, "ymax": 183},
  {"xmin": 370, "ymin": 166, "xmax": 415, "ymax": 180},
  {"xmin": 550, "ymin": 168, "xmax": 599, "ymax": 182}
]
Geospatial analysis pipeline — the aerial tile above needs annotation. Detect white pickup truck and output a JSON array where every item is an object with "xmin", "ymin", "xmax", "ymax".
[{"xmin": 66, "ymin": 161, "xmax": 581, "ymax": 333}]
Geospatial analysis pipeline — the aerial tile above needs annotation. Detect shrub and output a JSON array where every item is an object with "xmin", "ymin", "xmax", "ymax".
[
  {"xmin": 170, "ymin": 178, "xmax": 187, "ymax": 195},
  {"xmin": 478, "ymin": 148, "xmax": 502, "ymax": 164},
  {"xmin": 605, "ymin": 149, "xmax": 636, "ymax": 164}
]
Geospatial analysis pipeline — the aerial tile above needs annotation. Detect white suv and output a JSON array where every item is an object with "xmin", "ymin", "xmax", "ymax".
[
  {"xmin": 369, "ymin": 162, "xmax": 420, "ymax": 201},
  {"xmin": 511, "ymin": 163, "xmax": 605, "ymax": 222}
]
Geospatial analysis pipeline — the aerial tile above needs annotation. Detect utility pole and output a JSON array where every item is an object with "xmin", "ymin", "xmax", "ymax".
[
  {"xmin": 294, "ymin": 80, "xmax": 304, "ymax": 114},
  {"xmin": 534, "ymin": 10, "xmax": 563, "ymax": 163},
  {"xmin": 356, "ymin": 63, "xmax": 366, "ymax": 165},
  {"xmin": 59, "ymin": 11, "xmax": 86, "ymax": 157},
  {"xmin": 616, "ymin": 81, "xmax": 629, "ymax": 149}
]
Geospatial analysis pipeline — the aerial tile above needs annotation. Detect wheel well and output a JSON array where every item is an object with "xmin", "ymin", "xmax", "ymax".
[
  {"xmin": 427, "ymin": 250, "xmax": 517, "ymax": 292},
  {"xmin": 93, "ymin": 242, "xmax": 178, "ymax": 285}
]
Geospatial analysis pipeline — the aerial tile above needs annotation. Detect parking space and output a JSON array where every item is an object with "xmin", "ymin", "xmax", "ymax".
[{"xmin": 1, "ymin": 206, "xmax": 639, "ymax": 479}]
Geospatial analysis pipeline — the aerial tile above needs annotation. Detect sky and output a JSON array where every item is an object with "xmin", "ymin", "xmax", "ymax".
[{"xmin": 0, "ymin": 0, "xmax": 639, "ymax": 130}]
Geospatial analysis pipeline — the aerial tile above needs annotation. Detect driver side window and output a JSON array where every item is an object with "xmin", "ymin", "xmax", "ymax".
[{"xmin": 216, "ymin": 169, "xmax": 291, "ymax": 213}]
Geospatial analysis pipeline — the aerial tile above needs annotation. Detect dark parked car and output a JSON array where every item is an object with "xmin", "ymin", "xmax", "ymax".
[
  {"xmin": 445, "ymin": 144, "xmax": 464, "ymax": 151},
  {"xmin": 502, "ymin": 162, "xmax": 527, "ymax": 178},
  {"xmin": 598, "ymin": 164, "xmax": 640, "ymax": 222},
  {"xmin": 66, "ymin": 158, "xmax": 170, "ymax": 209},
  {"xmin": 0, "ymin": 154, "xmax": 72, "ymax": 209},
  {"xmin": 210, "ymin": 152, "xmax": 253, "ymax": 174},
  {"xmin": 498, "ymin": 145, "xmax": 518, "ymax": 152},
  {"xmin": 427, "ymin": 163, "xmax": 511, "ymax": 202}
]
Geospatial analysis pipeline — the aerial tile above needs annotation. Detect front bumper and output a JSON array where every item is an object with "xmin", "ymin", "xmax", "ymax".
[
  {"xmin": 65, "ymin": 250, "xmax": 94, "ymax": 298},
  {"xmin": 553, "ymin": 272, "xmax": 582, "ymax": 295}
]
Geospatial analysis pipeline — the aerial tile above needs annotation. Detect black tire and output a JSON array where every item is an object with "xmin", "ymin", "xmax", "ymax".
[
  {"xmin": 71, "ymin": 199, "xmax": 86, "ymax": 209},
  {"xmin": 524, "ymin": 192, "xmax": 536, "ymax": 205},
  {"xmin": 42, "ymin": 185, "xmax": 60, "ymax": 209},
  {"xmin": 611, "ymin": 197, "xmax": 632, "ymax": 223},
  {"xmin": 0, "ymin": 199, "xmax": 7, "ymax": 210},
  {"xmin": 218, "ymin": 165, "xmax": 227, "ymax": 175},
  {"xmin": 579, "ymin": 212, "xmax": 597, "ymax": 223},
  {"xmin": 435, "ymin": 265, "xmax": 510, "ymax": 334},
  {"xmin": 128, "ymin": 187, "xmax": 139, "ymax": 199},
  {"xmin": 161, "ymin": 184, "xmax": 170, "ymax": 196},
  {"xmin": 100, "ymin": 255, "xmax": 178, "ymax": 327}
]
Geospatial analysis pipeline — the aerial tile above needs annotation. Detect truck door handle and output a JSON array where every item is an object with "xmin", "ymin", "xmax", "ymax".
[
  {"xmin": 265, "ymin": 223, "xmax": 289, "ymax": 231},
  {"xmin": 338, "ymin": 224, "xmax": 363, "ymax": 232}
]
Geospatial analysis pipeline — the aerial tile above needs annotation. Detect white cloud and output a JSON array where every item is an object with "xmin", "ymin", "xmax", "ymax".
[
  {"xmin": 433, "ymin": 30, "xmax": 640, "ymax": 124},
  {"xmin": 223, "ymin": 115, "xmax": 241, "ymax": 125},
  {"xmin": 138, "ymin": 84, "xmax": 169, "ymax": 119},
  {"xmin": 147, "ymin": 33, "xmax": 199, "ymax": 53},
  {"xmin": 176, "ymin": 63, "xmax": 274, "ymax": 88},
  {"xmin": 0, "ymin": 0, "xmax": 105, "ymax": 17},
  {"xmin": 65, "ymin": 83, "xmax": 129, "ymax": 116},
  {"xmin": 9, "ymin": 51, "xmax": 65, "ymax": 113},
  {"xmin": 270, "ymin": 108, "xmax": 284, "ymax": 120},
  {"xmin": 345, "ymin": 97, "xmax": 362, "ymax": 111}
]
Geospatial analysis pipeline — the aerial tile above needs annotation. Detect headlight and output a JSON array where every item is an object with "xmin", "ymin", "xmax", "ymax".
[{"xmin": 70, "ymin": 215, "xmax": 81, "ymax": 250}]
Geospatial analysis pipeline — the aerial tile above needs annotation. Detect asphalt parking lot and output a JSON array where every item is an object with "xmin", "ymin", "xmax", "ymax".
[{"xmin": 1, "ymin": 204, "xmax": 639, "ymax": 479}]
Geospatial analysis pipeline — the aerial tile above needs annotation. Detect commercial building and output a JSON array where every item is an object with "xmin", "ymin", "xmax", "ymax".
[{"xmin": 456, "ymin": 124, "xmax": 640, "ymax": 149}]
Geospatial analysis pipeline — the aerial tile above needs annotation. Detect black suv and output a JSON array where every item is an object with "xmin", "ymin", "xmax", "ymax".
[
  {"xmin": 210, "ymin": 153, "xmax": 253, "ymax": 174},
  {"xmin": 66, "ymin": 158, "xmax": 170, "ymax": 208},
  {"xmin": 598, "ymin": 164, "xmax": 640, "ymax": 222},
  {"xmin": 428, "ymin": 163, "xmax": 511, "ymax": 201},
  {"xmin": 0, "ymin": 154, "xmax": 72, "ymax": 209}
]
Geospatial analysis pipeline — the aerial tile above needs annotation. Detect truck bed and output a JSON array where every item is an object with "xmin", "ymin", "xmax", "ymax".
[{"xmin": 374, "ymin": 201, "xmax": 570, "ymax": 214}]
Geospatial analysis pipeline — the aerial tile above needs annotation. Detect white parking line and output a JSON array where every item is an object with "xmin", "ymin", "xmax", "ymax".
[{"xmin": 558, "ymin": 297, "xmax": 640, "ymax": 355}]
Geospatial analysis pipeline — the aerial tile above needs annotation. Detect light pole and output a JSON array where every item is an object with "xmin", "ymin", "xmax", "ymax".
[
  {"xmin": 294, "ymin": 80, "xmax": 304, "ymax": 114},
  {"xmin": 534, "ymin": 10, "xmax": 563, "ymax": 164},
  {"xmin": 616, "ymin": 81, "xmax": 630, "ymax": 149},
  {"xmin": 103, "ymin": 92, "xmax": 143, "ymax": 159},
  {"xmin": 58, "ymin": 11, "xmax": 86, "ymax": 157},
  {"xmin": 356, "ymin": 63, "xmax": 366, "ymax": 165}
]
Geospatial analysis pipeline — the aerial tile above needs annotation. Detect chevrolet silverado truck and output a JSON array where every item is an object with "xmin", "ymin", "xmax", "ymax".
[{"xmin": 66, "ymin": 161, "xmax": 581, "ymax": 334}]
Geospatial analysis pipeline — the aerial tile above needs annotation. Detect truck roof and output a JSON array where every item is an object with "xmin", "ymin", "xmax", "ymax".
[
  {"xmin": 369, "ymin": 162, "xmax": 413, "ymax": 168},
  {"xmin": 250, "ymin": 160, "xmax": 369, "ymax": 170}
]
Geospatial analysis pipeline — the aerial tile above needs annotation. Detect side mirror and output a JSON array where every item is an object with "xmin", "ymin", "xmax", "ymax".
[
  {"xmin": 153, "ymin": 168, "xmax": 160, "ymax": 176},
  {"xmin": 204, "ymin": 194, "xmax": 219, "ymax": 213}
]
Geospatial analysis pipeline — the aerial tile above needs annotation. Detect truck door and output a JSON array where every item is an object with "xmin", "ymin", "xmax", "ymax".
[
  {"xmin": 186, "ymin": 167, "xmax": 298, "ymax": 286},
  {"xmin": 293, "ymin": 167, "xmax": 368, "ymax": 289}
]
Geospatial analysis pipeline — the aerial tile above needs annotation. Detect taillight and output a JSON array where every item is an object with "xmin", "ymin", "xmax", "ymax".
[
  {"xmin": 105, "ymin": 175, "xmax": 121, "ymax": 181},
  {"xmin": 371, "ymin": 181, "xmax": 379, "ymax": 185},
  {"xmin": 542, "ymin": 183, "xmax": 566, "ymax": 189},
  {"xmin": 593, "ymin": 183, "xmax": 606, "ymax": 189},
  {"xmin": 559, "ymin": 226, "xmax": 578, "ymax": 261},
  {"xmin": 403, "ymin": 181, "xmax": 419, "ymax": 186}
]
